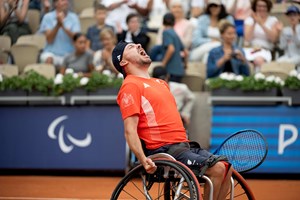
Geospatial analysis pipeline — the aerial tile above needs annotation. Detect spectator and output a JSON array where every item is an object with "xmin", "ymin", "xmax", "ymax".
[
  {"xmin": 93, "ymin": 28, "xmax": 119, "ymax": 75},
  {"xmin": 207, "ymin": 20, "xmax": 250, "ymax": 78},
  {"xmin": 150, "ymin": 0, "xmax": 193, "ymax": 61},
  {"xmin": 189, "ymin": 0, "xmax": 206, "ymax": 19},
  {"xmin": 147, "ymin": 0, "xmax": 169, "ymax": 30},
  {"xmin": 117, "ymin": 13, "xmax": 150, "ymax": 52},
  {"xmin": 152, "ymin": 66, "xmax": 195, "ymax": 127},
  {"xmin": 60, "ymin": 33, "xmax": 94, "ymax": 76},
  {"xmin": 0, "ymin": 0, "xmax": 31, "ymax": 44},
  {"xmin": 277, "ymin": 5, "xmax": 300, "ymax": 65},
  {"xmin": 101, "ymin": 0, "xmax": 150, "ymax": 31},
  {"xmin": 86, "ymin": 4, "xmax": 114, "ymax": 52},
  {"xmin": 222, "ymin": 0, "xmax": 252, "ymax": 20},
  {"xmin": 170, "ymin": 0, "xmax": 194, "ymax": 49},
  {"xmin": 39, "ymin": 0, "xmax": 80, "ymax": 68},
  {"xmin": 243, "ymin": 0, "xmax": 282, "ymax": 72},
  {"xmin": 161, "ymin": 13, "xmax": 186, "ymax": 83},
  {"xmin": 40, "ymin": 0, "xmax": 74, "ymax": 14},
  {"xmin": 189, "ymin": 0, "xmax": 234, "ymax": 63},
  {"xmin": 221, "ymin": 0, "xmax": 252, "ymax": 39}
]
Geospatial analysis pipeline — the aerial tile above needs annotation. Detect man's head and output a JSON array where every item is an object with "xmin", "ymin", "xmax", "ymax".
[
  {"xmin": 94, "ymin": 4, "xmax": 107, "ymax": 25},
  {"xmin": 163, "ymin": 13, "xmax": 175, "ymax": 27},
  {"xmin": 126, "ymin": 13, "xmax": 140, "ymax": 33},
  {"xmin": 54, "ymin": 0, "xmax": 69, "ymax": 12},
  {"xmin": 112, "ymin": 41, "xmax": 152, "ymax": 78}
]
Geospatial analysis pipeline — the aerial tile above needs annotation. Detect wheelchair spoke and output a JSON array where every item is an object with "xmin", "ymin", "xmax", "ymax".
[{"xmin": 111, "ymin": 160, "xmax": 200, "ymax": 199}]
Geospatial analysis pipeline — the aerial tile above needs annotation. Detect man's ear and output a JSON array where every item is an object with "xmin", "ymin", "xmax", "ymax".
[{"xmin": 120, "ymin": 60, "xmax": 128, "ymax": 67}]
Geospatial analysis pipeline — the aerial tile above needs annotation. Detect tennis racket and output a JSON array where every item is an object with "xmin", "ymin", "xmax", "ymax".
[{"xmin": 213, "ymin": 129, "xmax": 268, "ymax": 173}]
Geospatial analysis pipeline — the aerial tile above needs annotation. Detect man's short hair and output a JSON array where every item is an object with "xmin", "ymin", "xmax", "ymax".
[
  {"xmin": 126, "ymin": 13, "xmax": 139, "ymax": 24},
  {"xmin": 163, "ymin": 13, "xmax": 175, "ymax": 26},
  {"xmin": 94, "ymin": 3, "xmax": 107, "ymax": 12}
]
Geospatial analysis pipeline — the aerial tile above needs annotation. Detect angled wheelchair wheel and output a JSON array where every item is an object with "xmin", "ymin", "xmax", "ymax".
[
  {"xmin": 227, "ymin": 170, "xmax": 255, "ymax": 200},
  {"xmin": 111, "ymin": 159, "xmax": 201, "ymax": 200}
]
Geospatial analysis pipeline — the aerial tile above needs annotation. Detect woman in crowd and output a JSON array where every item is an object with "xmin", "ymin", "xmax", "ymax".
[
  {"xmin": 189, "ymin": 0, "xmax": 234, "ymax": 63},
  {"xmin": 60, "ymin": 33, "xmax": 94, "ymax": 77},
  {"xmin": 170, "ymin": 0, "xmax": 194, "ymax": 49},
  {"xmin": 207, "ymin": 20, "xmax": 250, "ymax": 78},
  {"xmin": 93, "ymin": 28, "xmax": 119, "ymax": 75},
  {"xmin": 243, "ymin": 0, "xmax": 282, "ymax": 72}
]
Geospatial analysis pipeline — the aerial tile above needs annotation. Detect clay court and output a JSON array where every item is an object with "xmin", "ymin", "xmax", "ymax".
[{"xmin": 0, "ymin": 175, "xmax": 299, "ymax": 199}]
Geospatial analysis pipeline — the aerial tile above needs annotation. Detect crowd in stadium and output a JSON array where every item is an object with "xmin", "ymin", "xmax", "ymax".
[{"xmin": 0, "ymin": 0, "xmax": 300, "ymax": 81}]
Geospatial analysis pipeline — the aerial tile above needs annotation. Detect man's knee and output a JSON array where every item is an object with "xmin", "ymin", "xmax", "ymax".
[
  {"xmin": 212, "ymin": 162, "xmax": 226, "ymax": 177},
  {"xmin": 206, "ymin": 162, "xmax": 226, "ymax": 178}
]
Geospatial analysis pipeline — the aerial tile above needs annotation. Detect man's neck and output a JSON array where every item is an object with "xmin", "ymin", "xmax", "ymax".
[{"xmin": 127, "ymin": 64, "xmax": 151, "ymax": 79}]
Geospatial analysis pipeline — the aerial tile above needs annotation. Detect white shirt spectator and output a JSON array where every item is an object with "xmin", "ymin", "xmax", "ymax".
[
  {"xmin": 221, "ymin": 0, "xmax": 251, "ymax": 20},
  {"xmin": 102, "ymin": 0, "xmax": 148, "ymax": 30},
  {"xmin": 147, "ymin": 0, "xmax": 169, "ymax": 29},
  {"xmin": 244, "ymin": 16, "xmax": 278, "ymax": 50}
]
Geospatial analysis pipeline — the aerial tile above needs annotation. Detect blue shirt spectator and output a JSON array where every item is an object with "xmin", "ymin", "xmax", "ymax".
[
  {"xmin": 207, "ymin": 46, "xmax": 250, "ymax": 78},
  {"xmin": 39, "ymin": 0, "xmax": 80, "ymax": 67},
  {"xmin": 162, "ymin": 28, "xmax": 185, "ymax": 79},
  {"xmin": 86, "ymin": 4, "xmax": 113, "ymax": 52},
  {"xmin": 161, "ymin": 13, "xmax": 186, "ymax": 83},
  {"xmin": 207, "ymin": 21, "xmax": 249, "ymax": 78}
]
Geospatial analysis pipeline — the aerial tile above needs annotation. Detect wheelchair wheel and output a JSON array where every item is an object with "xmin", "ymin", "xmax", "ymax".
[
  {"xmin": 111, "ymin": 159, "xmax": 201, "ymax": 200},
  {"xmin": 227, "ymin": 169, "xmax": 255, "ymax": 200}
]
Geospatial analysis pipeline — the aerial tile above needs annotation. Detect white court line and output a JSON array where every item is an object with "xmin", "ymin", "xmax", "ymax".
[{"xmin": 0, "ymin": 198, "xmax": 102, "ymax": 200}]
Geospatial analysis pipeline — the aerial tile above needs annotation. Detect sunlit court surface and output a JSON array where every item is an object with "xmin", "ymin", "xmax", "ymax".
[{"xmin": 0, "ymin": 175, "xmax": 300, "ymax": 200}]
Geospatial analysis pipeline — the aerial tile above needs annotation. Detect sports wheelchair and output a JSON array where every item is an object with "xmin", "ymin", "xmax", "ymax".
[{"xmin": 111, "ymin": 129, "xmax": 267, "ymax": 199}]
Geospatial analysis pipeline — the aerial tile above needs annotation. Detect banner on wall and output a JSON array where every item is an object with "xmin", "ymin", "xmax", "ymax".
[
  {"xmin": 0, "ymin": 106, "xmax": 125, "ymax": 170},
  {"xmin": 211, "ymin": 105, "xmax": 300, "ymax": 174}
]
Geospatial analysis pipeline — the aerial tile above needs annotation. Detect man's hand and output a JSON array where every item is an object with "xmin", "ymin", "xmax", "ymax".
[
  {"xmin": 57, "ymin": 11, "xmax": 65, "ymax": 27},
  {"xmin": 142, "ymin": 158, "xmax": 157, "ymax": 174}
]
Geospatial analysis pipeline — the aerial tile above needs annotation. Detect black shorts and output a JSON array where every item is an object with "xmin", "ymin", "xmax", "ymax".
[{"xmin": 147, "ymin": 142, "xmax": 227, "ymax": 174}]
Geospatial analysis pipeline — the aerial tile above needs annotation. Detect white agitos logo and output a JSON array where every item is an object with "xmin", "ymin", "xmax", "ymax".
[{"xmin": 47, "ymin": 115, "xmax": 92, "ymax": 153}]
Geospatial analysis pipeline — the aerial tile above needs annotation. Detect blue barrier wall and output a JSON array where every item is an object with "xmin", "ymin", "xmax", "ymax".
[
  {"xmin": 0, "ymin": 106, "xmax": 125, "ymax": 170},
  {"xmin": 211, "ymin": 105, "xmax": 300, "ymax": 174}
]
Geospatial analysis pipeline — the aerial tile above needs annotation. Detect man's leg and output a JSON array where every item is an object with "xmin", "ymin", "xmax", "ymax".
[{"xmin": 204, "ymin": 162, "xmax": 232, "ymax": 200}]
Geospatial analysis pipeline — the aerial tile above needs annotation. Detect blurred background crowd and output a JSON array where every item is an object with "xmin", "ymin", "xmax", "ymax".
[{"xmin": 0, "ymin": 0, "xmax": 299, "ymax": 81}]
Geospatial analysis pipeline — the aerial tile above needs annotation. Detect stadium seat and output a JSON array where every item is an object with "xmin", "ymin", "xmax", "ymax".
[
  {"xmin": 23, "ymin": 63, "xmax": 56, "ymax": 79},
  {"xmin": 0, "ymin": 35, "xmax": 12, "ymax": 52},
  {"xmin": 73, "ymin": 0, "xmax": 94, "ymax": 14},
  {"xmin": 146, "ymin": 32, "xmax": 158, "ymax": 53},
  {"xmin": 0, "ymin": 64, "xmax": 19, "ymax": 78},
  {"xmin": 261, "ymin": 61, "xmax": 296, "ymax": 80},
  {"xmin": 0, "ymin": 36, "xmax": 12, "ymax": 64},
  {"xmin": 11, "ymin": 44, "xmax": 40, "ymax": 73},
  {"xmin": 27, "ymin": 9, "xmax": 41, "ymax": 33},
  {"xmin": 16, "ymin": 34, "xmax": 46, "ymax": 50},
  {"xmin": 187, "ymin": 62, "xmax": 206, "ymax": 78},
  {"xmin": 80, "ymin": 7, "xmax": 94, "ymax": 17},
  {"xmin": 182, "ymin": 73, "xmax": 205, "ymax": 92},
  {"xmin": 79, "ymin": 16, "xmax": 95, "ymax": 34}
]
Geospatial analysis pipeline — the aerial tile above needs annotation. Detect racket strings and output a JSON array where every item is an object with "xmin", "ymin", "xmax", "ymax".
[{"xmin": 217, "ymin": 130, "xmax": 267, "ymax": 172}]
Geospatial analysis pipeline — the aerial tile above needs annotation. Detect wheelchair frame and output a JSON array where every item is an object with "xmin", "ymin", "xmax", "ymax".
[{"xmin": 112, "ymin": 152, "xmax": 255, "ymax": 200}]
